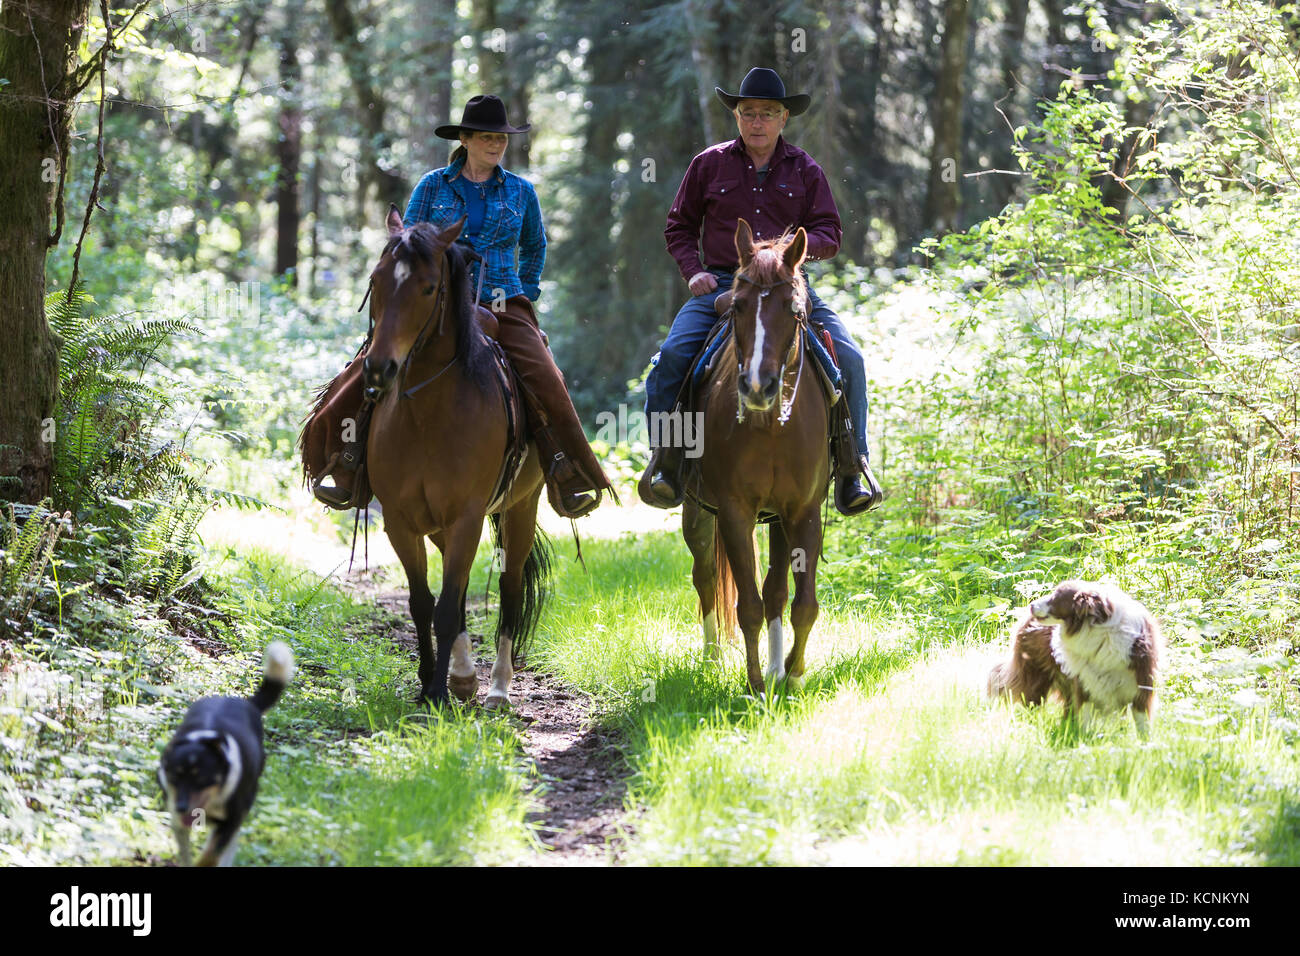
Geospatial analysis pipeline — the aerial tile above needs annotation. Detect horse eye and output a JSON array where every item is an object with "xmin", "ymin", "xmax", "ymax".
[{"xmin": 422, "ymin": 284, "xmax": 435, "ymax": 295}]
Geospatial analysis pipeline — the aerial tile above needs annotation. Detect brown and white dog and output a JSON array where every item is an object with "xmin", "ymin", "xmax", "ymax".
[{"xmin": 988, "ymin": 580, "xmax": 1161, "ymax": 737}]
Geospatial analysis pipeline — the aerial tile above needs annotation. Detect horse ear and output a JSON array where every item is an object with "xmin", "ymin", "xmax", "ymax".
[
  {"xmin": 783, "ymin": 228, "xmax": 808, "ymax": 271},
  {"xmin": 735, "ymin": 218, "xmax": 755, "ymax": 265},
  {"xmin": 439, "ymin": 216, "xmax": 467, "ymax": 245},
  {"xmin": 386, "ymin": 204, "xmax": 405, "ymax": 236}
]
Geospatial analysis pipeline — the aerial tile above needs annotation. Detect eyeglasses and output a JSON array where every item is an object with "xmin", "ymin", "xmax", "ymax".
[{"xmin": 736, "ymin": 109, "xmax": 784, "ymax": 124}]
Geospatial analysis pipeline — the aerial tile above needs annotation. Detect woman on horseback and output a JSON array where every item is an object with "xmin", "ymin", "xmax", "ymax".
[{"xmin": 313, "ymin": 94, "xmax": 611, "ymax": 518}]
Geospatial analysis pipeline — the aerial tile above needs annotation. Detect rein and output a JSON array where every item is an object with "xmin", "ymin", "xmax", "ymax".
[
  {"xmin": 390, "ymin": 246, "xmax": 487, "ymax": 400},
  {"xmin": 733, "ymin": 274, "xmax": 808, "ymax": 426}
]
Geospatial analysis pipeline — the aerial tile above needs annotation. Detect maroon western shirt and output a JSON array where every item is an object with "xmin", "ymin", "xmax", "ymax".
[{"xmin": 664, "ymin": 135, "xmax": 843, "ymax": 283}]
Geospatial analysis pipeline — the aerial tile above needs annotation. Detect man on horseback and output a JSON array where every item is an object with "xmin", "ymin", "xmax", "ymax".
[
  {"xmin": 639, "ymin": 68, "xmax": 884, "ymax": 516},
  {"xmin": 311, "ymin": 95, "xmax": 612, "ymax": 519}
]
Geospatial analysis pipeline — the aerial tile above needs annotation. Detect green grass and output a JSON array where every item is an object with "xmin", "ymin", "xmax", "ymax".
[
  {"xmin": 0, "ymin": 537, "xmax": 541, "ymax": 866},
  {"xmin": 529, "ymin": 524, "xmax": 1300, "ymax": 866},
  {"xmin": 5, "ymin": 500, "xmax": 1297, "ymax": 867},
  {"xmin": 247, "ymin": 714, "xmax": 534, "ymax": 866}
]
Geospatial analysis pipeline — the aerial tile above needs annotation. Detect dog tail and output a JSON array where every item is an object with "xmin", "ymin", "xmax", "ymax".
[
  {"xmin": 250, "ymin": 642, "xmax": 294, "ymax": 713},
  {"xmin": 986, "ymin": 660, "xmax": 1012, "ymax": 699}
]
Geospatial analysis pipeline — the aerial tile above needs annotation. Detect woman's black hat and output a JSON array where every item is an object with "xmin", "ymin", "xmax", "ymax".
[{"xmin": 435, "ymin": 94, "xmax": 531, "ymax": 139}]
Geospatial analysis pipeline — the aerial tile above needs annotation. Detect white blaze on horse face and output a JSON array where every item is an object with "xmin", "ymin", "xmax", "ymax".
[
  {"xmin": 393, "ymin": 260, "xmax": 411, "ymax": 289},
  {"xmin": 451, "ymin": 631, "xmax": 474, "ymax": 679},
  {"xmin": 748, "ymin": 292, "xmax": 767, "ymax": 393},
  {"xmin": 765, "ymin": 617, "xmax": 785, "ymax": 684},
  {"xmin": 487, "ymin": 636, "xmax": 514, "ymax": 705}
]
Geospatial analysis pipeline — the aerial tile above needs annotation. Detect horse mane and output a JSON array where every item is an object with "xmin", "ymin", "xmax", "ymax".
[
  {"xmin": 732, "ymin": 229, "xmax": 807, "ymax": 310},
  {"xmin": 389, "ymin": 223, "xmax": 495, "ymax": 394},
  {"xmin": 297, "ymin": 227, "xmax": 497, "ymax": 486}
]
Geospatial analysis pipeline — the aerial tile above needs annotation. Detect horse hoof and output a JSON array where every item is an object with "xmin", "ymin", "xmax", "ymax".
[
  {"xmin": 484, "ymin": 693, "xmax": 511, "ymax": 711},
  {"xmin": 786, "ymin": 673, "xmax": 805, "ymax": 692},
  {"xmin": 449, "ymin": 673, "xmax": 478, "ymax": 702},
  {"xmin": 764, "ymin": 668, "xmax": 786, "ymax": 688},
  {"xmin": 419, "ymin": 686, "xmax": 450, "ymax": 709}
]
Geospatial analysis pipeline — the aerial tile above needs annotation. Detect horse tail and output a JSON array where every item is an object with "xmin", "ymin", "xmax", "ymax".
[
  {"xmin": 489, "ymin": 512, "xmax": 554, "ymax": 666},
  {"xmin": 713, "ymin": 523, "xmax": 738, "ymax": 642}
]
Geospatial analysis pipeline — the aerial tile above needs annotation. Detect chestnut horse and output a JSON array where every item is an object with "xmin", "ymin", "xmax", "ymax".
[
  {"xmin": 301, "ymin": 206, "xmax": 549, "ymax": 708},
  {"xmin": 683, "ymin": 220, "xmax": 831, "ymax": 694}
]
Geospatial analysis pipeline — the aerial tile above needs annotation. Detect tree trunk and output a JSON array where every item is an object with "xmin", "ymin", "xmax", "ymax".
[
  {"xmin": 924, "ymin": 0, "xmax": 970, "ymax": 237},
  {"xmin": 685, "ymin": 0, "xmax": 722, "ymax": 145},
  {"xmin": 1041, "ymin": 0, "xmax": 1065, "ymax": 99},
  {"xmin": 412, "ymin": 0, "xmax": 455, "ymax": 171},
  {"xmin": 862, "ymin": 0, "xmax": 884, "ymax": 173},
  {"xmin": 992, "ymin": 0, "xmax": 1030, "ymax": 210},
  {"xmin": 473, "ymin": 0, "xmax": 534, "ymax": 171},
  {"xmin": 324, "ymin": 0, "xmax": 407, "ymax": 209},
  {"xmin": 0, "ymin": 0, "xmax": 92, "ymax": 504},
  {"xmin": 275, "ymin": 19, "xmax": 303, "ymax": 283}
]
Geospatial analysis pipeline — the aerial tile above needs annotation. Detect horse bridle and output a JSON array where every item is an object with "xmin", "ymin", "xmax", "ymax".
[
  {"xmin": 359, "ymin": 242, "xmax": 484, "ymax": 400},
  {"xmin": 732, "ymin": 274, "xmax": 808, "ymax": 426}
]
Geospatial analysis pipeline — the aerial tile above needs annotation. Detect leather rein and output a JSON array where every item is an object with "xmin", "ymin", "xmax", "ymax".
[
  {"xmin": 732, "ymin": 273, "xmax": 808, "ymax": 426},
  {"xmin": 358, "ymin": 245, "xmax": 487, "ymax": 401}
]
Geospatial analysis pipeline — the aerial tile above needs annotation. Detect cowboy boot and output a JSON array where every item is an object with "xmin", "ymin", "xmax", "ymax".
[
  {"xmin": 308, "ymin": 360, "xmax": 371, "ymax": 510},
  {"xmin": 532, "ymin": 418, "xmax": 608, "ymax": 519},
  {"xmin": 493, "ymin": 297, "xmax": 614, "ymax": 519},
  {"xmin": 832, "ymin": 403, "xmax": 884, "ymax": 516},
  {"xmin": 312, "ymin": 440, "xmax": 366, "ymax": 509},
  {"xmin": 638, "ymin": 442, "xmax": 686, "ymax": 509}
]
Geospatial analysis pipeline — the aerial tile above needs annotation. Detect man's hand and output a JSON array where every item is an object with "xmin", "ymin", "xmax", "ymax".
[{"xmin": 688, "ymin": 272, "xmax": 719, "ymax": 296}]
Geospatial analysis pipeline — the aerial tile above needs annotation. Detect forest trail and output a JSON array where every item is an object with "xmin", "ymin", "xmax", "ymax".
[{"xmin": 344, "ymin": 572, "xmax": 633, "ymax": 865}]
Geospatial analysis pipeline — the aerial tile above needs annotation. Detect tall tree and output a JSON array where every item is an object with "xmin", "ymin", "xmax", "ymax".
[
  {"xmin": 0, "ymin": 0, "xmax": 93, "ymax": 503},
  {"xmin": 411, "ymin": 0, "xmax": 456, "ymax": 172},
  {"xmin": 472, "ymin": 0, "xmax": 533, "ymax": 169},
  {"xmin": 991, "ymin": 0, "xmax": 1031, "ymax": 210},
  {"xmin": 324, "ymin": 0, "xmax": 407, "ymax": 209},
  {"xmin": 275, "ymin": 8, "xmax": 303, "ymax": 283},
  {"xmin": 924, "ymin": 0, "xmax": 971, "ymax": 236}
]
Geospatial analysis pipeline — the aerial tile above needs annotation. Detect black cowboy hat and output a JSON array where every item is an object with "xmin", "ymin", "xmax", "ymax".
[
  {"xmin": 715, "ymin": 67, "xmax": 810, "ymax": 117},
  {"xmin": 435, "ymin": 94, "xmax": 531, "ymax": 139}
]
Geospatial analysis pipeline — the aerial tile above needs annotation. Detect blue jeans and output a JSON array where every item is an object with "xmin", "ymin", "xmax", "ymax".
[{"xmin": 644, "ymin": 269, "xmax": 871, "ymax": 457}]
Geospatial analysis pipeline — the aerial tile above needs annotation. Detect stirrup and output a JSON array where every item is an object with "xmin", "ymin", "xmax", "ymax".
[
  {"xmin": 544, "ymin": 449, "xmax": 605, "ymax": 519},
  {"xmin": 637, "ymin": 446, "xmax": 684, "ymax": 509},
  {"xmin": 312, "ymin": 449, "xmax": 364, "ymax": 510},
  {"xmin": 313, "ymin": 480, "xmax": 357, "ymax": 510},
  {"xmin": 834, "ymin": 457, "xmax": 884, "ymax": 516}
]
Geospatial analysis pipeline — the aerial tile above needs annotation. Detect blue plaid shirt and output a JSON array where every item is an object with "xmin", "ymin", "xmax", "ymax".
[{"xmin": 402, "ymin": 155, "xmax": 546, "ymax": 302}]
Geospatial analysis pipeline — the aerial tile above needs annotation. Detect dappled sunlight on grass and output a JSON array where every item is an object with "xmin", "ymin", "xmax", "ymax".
[
  {"xmin": 250, "ymin": 715, "xmax": 536, "ymax": 866},
  {"xmin": 821, "ymin": 804, "xmax": 1206, "ymax": 867},
  {"xmin": 200, "ymin": 491, "xmax": 400, "ymax": 577}
]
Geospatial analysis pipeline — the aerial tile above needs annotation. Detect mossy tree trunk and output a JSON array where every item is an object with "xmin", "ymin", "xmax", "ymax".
[{"xmin": 0, "ymin": 0, "xmax": 92, "ymax": 504}]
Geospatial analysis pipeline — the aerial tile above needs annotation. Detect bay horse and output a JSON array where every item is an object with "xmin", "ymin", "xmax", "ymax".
[
  {"xmin": 301, "ymin": 206, "xmax": 550, "ymax": 709},
  {"xmin": 683, "ymin": 219, "xmax": 831, "ymax": 694}
]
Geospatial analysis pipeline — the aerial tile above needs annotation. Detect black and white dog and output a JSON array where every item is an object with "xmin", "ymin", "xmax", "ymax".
[{"xmin": 158, "ymin": 642, "xmax": 294, "ymax": 866}]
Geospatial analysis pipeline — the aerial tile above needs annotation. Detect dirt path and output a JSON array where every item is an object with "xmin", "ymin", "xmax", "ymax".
[{"xmin": 350, "ymin": 572, "xmax": 631, "ymax": 865}]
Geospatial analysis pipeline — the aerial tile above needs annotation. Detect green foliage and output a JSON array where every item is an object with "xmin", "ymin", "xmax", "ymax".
[
  {"xmin": 42, "ymin": 288, "xmax": 215, "ymax": 602},
  {"xmin": 528, "ymin": 529, "xmax": 1300, "ymax": 865},
  {"xmin": 890, "ymin": 1, "xmax": 1300, "ymax": 637},
  {"xmin": 0, "ymin": 503, "xmax": 67, "ymax": 630}
]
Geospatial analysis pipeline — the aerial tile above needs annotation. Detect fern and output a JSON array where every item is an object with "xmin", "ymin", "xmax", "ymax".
[{"xmin": 0, "ymin": 502, "xmax": 66, "ymax": 628}]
